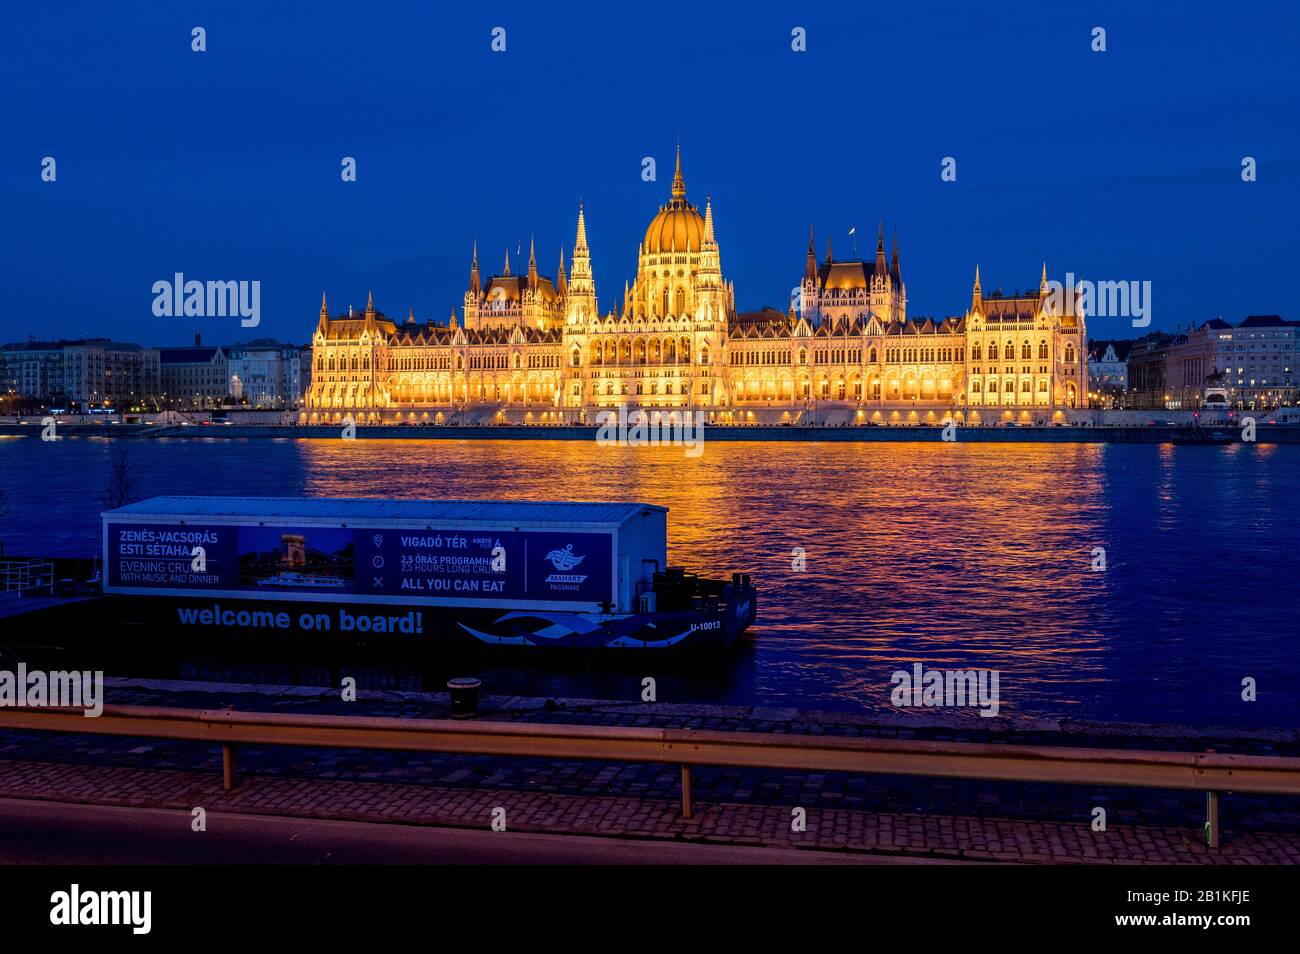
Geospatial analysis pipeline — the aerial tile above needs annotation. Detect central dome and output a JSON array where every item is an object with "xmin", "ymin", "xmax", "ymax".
[
  {"xmin": 643, "ymin": 200, "xmax": 705, "ymax": 254},
  {"xmin": 642, "ymin": 147, "xmax": 704, "ymax": 254}
]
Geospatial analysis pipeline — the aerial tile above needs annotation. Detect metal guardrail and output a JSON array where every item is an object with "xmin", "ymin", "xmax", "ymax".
[{"xmin": 3, "ymin": 704, "xmax": 1299, "ymax": 848}]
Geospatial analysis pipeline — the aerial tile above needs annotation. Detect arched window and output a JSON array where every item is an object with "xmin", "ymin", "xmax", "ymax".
[
  {"xmin": 868, "ymin": 347, "xmax": 877, "ymax": 363},
  {"xmin": 971, "ymin": 344, "xmax": 981, "ymax": 361},
  {"xmin": 1021, "ymin": 341, "xmax": 1032, "ymax": 360},
  {"xmin": 571, "ymin": 348, "xmax": 581, "ymax": 367},
  {"xmin": 1038, "ymin": 340, "xmax": 1049, "ymax": 360},
  {"xmin": 1065, "ymin": 343, "xmax": 1075, "ymax": 363},
  {"xmin": 700, "ymin": 345, "xmax": 710, "ymax": 364}
]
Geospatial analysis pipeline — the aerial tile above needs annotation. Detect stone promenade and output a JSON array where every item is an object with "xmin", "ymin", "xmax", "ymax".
[
  {"xmin": 1, "ymin": 677, "xmax": 1298, "ymax": 863},
  {"xmin": 2, "ymin": 758, "xmax": 1298, "ymax": 863}
]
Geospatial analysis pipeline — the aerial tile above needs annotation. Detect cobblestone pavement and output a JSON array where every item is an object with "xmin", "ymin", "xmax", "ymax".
[
  {"xmin": 2, "ymin": 758, "xmax": 1297, "ymax": 863},
  {"xmin": 1, "ymin": 678, "xmax": 1298, "ymax": 860}
]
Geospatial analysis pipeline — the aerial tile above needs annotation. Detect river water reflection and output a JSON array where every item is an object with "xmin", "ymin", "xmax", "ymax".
[{"xmin": 1, "ymin": 435, "xmax": 1294, "ymax": 727}]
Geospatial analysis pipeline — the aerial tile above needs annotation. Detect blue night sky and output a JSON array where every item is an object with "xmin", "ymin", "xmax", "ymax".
[{"xmin": 2, "ymin": 0, "xmax": 1297, "ymax": 347}]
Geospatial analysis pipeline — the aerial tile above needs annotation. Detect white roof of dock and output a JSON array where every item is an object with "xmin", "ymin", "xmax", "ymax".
[{"xmin": 104, "ymin": 496, "xmax": 665, "ymax": 527}]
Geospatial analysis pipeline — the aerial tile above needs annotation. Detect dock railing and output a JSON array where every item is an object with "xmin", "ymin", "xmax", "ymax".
[
  {"xmin": 0, "ymin": 559, "xmax": 55, "ymax": 594},
  {"xmin": 3, "ymin": 704, "xmax": 1300, "ymax": 849}
]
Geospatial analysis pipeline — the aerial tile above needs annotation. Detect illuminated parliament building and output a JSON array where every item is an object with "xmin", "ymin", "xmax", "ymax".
[{"xmin": 303, "ymin": 149, "xmax": 1088, "ymax": 424}]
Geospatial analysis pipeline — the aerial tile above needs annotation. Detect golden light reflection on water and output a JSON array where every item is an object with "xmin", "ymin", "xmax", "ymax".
[
  {"xmin": 296, "ymin": 439, "xmax": 1117, "ymax": 711},
  {"xmin": 4, "ymin": 434, "xmax": 1294, "ymax": 722}
]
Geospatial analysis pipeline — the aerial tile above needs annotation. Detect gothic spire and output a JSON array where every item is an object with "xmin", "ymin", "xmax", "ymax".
[
  {"xmin": 671, "ymin": 144, "xmax": 685, "ymax": 200},
  {"xmin": 575, "ymin": 202, "xmax": 588, "ymax": 252}
]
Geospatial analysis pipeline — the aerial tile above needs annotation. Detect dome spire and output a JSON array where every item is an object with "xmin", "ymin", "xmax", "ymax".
[
  {"xmin": 671, "ymin": 143, "xmax": 685, "ymax": 200},
  {"xmin": 703, "ymin": 194, "xmax": 715, "ymax": 244}
]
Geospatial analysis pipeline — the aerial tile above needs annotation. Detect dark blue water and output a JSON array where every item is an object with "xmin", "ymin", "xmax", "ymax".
[{"xmin": 1, "ymin": 434, "xmax": 1296, "ymax": 728}]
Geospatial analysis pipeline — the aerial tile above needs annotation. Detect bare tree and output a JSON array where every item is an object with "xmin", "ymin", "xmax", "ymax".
[{"xmin": 100, "ymin": 445, "xmax": 139, "ymax": 511}]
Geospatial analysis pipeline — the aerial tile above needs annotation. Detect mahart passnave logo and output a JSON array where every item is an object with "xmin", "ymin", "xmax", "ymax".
[{"xmin": 544, "ymin": 544, "xmax": 587, "ymax": 585}]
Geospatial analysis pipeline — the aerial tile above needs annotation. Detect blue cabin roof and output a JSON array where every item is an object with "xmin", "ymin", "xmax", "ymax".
[{"xmin": 104, "ymin": 496, "xmax": 665, "ymax": 527}]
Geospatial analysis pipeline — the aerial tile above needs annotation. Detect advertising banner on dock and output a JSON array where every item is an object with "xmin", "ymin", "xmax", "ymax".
[{"xmin": 105, "ymin": 522, "xmax": 614, "ymax": 607}]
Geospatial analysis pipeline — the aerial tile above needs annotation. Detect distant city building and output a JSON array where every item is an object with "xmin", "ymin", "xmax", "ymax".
[
  {"xmin": 226, "ymin": 339, "xmax": 304, "ymax": 408},
  {"xmin": 1124, "ymin": 315, "xmax": 1297, "ymax": 410},
  {"xmin": 159, "ymin": 336, "xmax": 229, "ymax": 409},
  {"xmin": 0, "ymin": 338, "xmax": 159, "ymax": 410},
  {"xmin": 1214, "ymin": 315, "xmax": 1298, "ymax": 408},
  {"xmin": 1087, "ymin": 339, "xmax": 1132, "ymax": 397},
  {"xmin": 305, "ymin": 149, "xmax": 1090, "ymax": 423}
]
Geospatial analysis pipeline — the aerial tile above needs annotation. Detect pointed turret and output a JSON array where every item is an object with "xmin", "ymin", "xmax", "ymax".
[
  {"xmin": 1040, "ymin": 262, "xmax": 1049, "ymax": 295},
  {"xmin": 805, "ymin": 225, "xmax": 818, "ymax": 284},
  {"xmin": 406, "ymin": 306, "xmax": 415, "ymax": 325},
  {"xmin": 449, "ymin": 307, "xmax": 458, "ymax": 330},
  {"xmin": 556, "ymin": 247, "xmax": 567, "ymax": 296},
  {"xmin": 526, "ymin": 236, "xmax": 538, "ymax": 289},
  {"xmin": 365, "ymin": 290, "xmax": 375, "ymax": 319},
  {"xmin": 575, "ymin": 202, "xmax": 588, "ymax": 251},
  {"xmin": 469, "ymin": 240, "xmax": 481, "ymax": 296},
  {"xmin": 825, "ymin": 234, "xmax": 833, "ymax": 264},
  {"xmin": 971, "ymin": 265, "xmax": 983, "ymax": 312},
  {"xmin": 703, "ymin": 194, "xmax": 716, "ymax": 244},
  {"xmin": 890, "ymin": 229, "xmax": 902, "ymax": 285},
  {"xmin": 503, "ymin": 247, "xmax": 511, "ymax": 277},
  {"xmin": 317, "ymin": 293, "xmax": 329, "ymax": 333},
  {"xmin": 874, "ymin": 221, "xmax": 888, "ymax": 278},
  {"xmin": 565, "ymin": 202, "xmax": 597, "ymax": 323},
  {"xmin": 671, "ymin": 144, "xmax": 685, "ymax": 200}
]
